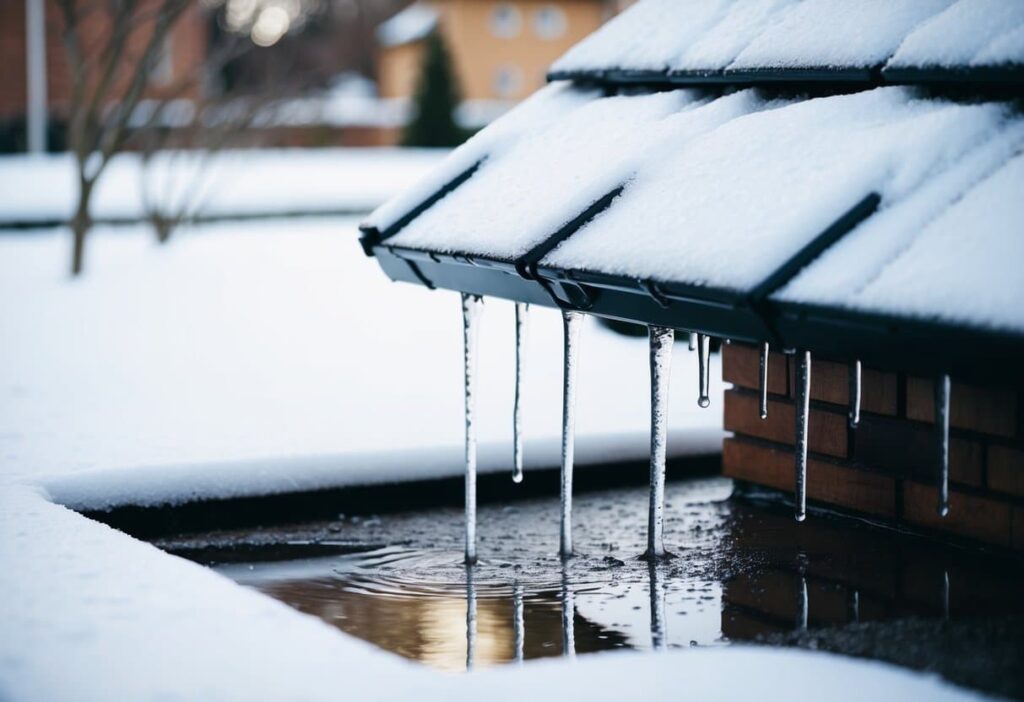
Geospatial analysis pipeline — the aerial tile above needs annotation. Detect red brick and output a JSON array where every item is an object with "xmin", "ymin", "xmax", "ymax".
[
  {"xmin": 987, "ymin": 444, "xmax": 1024, "ymax": 497},
  {"xmin": 906, "ymin": 377, "xmax": 1017, "ymax": 437},
  {"xmin": 722, "ymin": 342, "xmax": 788, "ymax": 395},
  {"xmin": 725, "ymin": 390, "xmax": 848, "ymax": 457},
  {"xmin": 861, "ymin": 368, "xmax": 899, "ymax": 416},
  {"xmin": 950, "ymin": 438, "xmax": 984, "ymax": 487},
  {"xmin": 902, "ymin": 481, "xmax": 1012, "ymax": 547},
  {"xmin": 723, "ymin": 438, "xmax": 895, "ymax": 517}
]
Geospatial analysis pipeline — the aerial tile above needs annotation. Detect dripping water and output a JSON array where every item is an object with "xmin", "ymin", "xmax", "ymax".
[
  {"xmin": 461, "ymin": 293, "xmax": 484, "ymax": 564},
  {"xmin": 935, "ymin": 374, "xmax": 951, "ymax": 517},
  {"xmin": 647, "ymin": 325, "xmax": 674, "ymax": 559},
  {"xmin": 794, "ymin": 351, "xmax": 811, "ymax": 522},
  {"xmin": 561, "ymin": 567, "xmax": 576, "ymax": 659},
  {"xmin": 759, "ymin": 342, "xmax": 769, "ymax": 419},
  {"xmin": 465, "ymin": 563, "xmax": 477, "ymax": 670},
  {"xmin": 560, "ymin": 310, "xmax": 584, "ymax": 560},
  {"xmin": 849, "ymin": 360, "xmax": 862, "ymax": 428},
  {"xmin": 513, "ymin": 581, "xmax": 525, "ymax": 664},
  {"xmin": 697, "ymin": 333, "xmax": 711, "ymax": 408},
  {"xmin": 512, "ymin": 302, "xmax": 529, "ymax": 484}
]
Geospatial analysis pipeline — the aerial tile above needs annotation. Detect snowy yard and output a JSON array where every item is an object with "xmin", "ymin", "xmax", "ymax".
[{"xmin": 0, "ymin": 217, "xmax": 990, "ymax": 700}]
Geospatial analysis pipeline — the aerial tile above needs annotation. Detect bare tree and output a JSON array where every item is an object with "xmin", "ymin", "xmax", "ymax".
[{"xmin": 55, "ymin": 0, "xmax": 194, "ymax": 275}]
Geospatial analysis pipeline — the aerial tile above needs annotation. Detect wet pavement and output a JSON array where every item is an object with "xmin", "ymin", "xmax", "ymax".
[{"xmin": 157, "ymin": 477, "xmax": 1024, "ymax": 696}]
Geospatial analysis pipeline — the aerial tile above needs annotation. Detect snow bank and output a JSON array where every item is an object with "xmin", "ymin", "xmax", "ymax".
[
  {"xmin": 542, "ymin": 88, "xmax": 1009, "ymax": 292},
  {"xmin": 363, "ymin": 82, "xmax": 598, "ymax": 235},
  {"xmin": 888, "ymin": 0, "xmax": 1024, "ymax": 69},
  {"xmin": 0, "ymin": 220, "xmax": 722, "ymax": 509},
  {"xmin": 0, "ymin": 148, "xmax": 446, "ymax": 223}
]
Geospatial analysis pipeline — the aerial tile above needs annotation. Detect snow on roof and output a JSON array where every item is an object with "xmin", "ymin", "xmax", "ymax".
[
  {"xmin": 887, "ymin": 0, "xmax": 1024, "ymax": 69},
  {"xmin": 541, "ymin": 88, "xmax": 1008, "ymax": 292},
  {"xmin": 363, "ymin": 82, "xmax": 599, "ymax": 235},
  {"xmin": 549, "ymin": 0, "xmax": 1024, "ymax": 77},
  {"xmin": 376, "ymin": 2, "xmax": 439, "ymax": 47}
]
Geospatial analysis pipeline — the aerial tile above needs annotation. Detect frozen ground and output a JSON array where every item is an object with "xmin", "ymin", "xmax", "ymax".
[{"xmin": 0, "ymin": 219, "xmax": 990, "ymax": 700}]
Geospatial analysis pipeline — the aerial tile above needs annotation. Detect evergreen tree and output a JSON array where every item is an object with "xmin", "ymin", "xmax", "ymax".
[{"xmin": 402, "ymin": 30, "xmax": 465, "ymax": 147}]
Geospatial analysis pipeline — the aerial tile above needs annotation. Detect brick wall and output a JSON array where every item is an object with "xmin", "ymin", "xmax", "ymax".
[{"xmin": 722, "ymin": 342, "xmax": 1024, "ymax": 550}]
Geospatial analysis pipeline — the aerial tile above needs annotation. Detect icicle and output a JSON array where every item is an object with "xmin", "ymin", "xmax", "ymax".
[
  {"xmin": 759, "ymin": 342, "xmax": 769, "ymax": 419},
  {"xmin": 461, "ymin": 293, "xmax": 484, "ymax": 564},
  {"xmin": 697, "ymin": 333, "xmax": 711, "ymax": 408},
  {"xmin": 849, "ymin": 360, "xmax": 862, "ymax": 428},
  {"xmin": 513, "ymin": 581, "xmax": 525, "ymax": 664},
  {"xmin": 794, "ymin": 351, "xmax": 811, "ymax": 522},
  {"xmin": 797, "ymin": 573, "xmax": 809, "ymax": 632},
  {"xmin": 935, "ymin": 374, "xmax": 951, "ymax": 517},
  {"xmin": 647, "ymin": 325, "xmax": 673, "ymax": 559},
  {"xmin": 559, "ymin": 310, "xmax": 584, "ymax": 559},
  {"xmin": 561, "ymin": 567, "xmax": 576, "ymax": 659},
  {"xmin": 688, "ymin": 331, "xmax": 697, "ymax": 351},
  {"xmin": 849, "ymin": 590, "xmax": 860, "ymax": 623},
  {"xmin": 512, "ymin": 302, "xmax": 529, "ymax": 484},
  {"xmin": 943, "ymin": 569, "xmax": 950, "ymax": 621},
  {"xmin": 648, "ymin": 560, "xmax": 667, "ymax": 652},
  {"xmin": 465, "ymin": 564, "xmax": 477, "ymax": 671}
]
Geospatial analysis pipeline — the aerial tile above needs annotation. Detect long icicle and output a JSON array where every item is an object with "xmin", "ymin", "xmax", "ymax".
[
  {"xmin": 560, "ymin": 310, "xmax": 584, "ymax": 560},
  {"xmin": 794, "ymin": 350, "xmax": 811, "ymax": 522},
  {"xmin": 462, "ymin": 293, "xmax": 484, "ymax": 564},
  {"xmin": 512, "ymin": 302, "xmax": 529, "ymax": 483},
  {"xmin": 697, "ymin": 333, "xmax": 711, "ymax": 408},
  {"xmin": 759, "ymin": 342, "xmax": 770, "ymax": 419},
  {"xmin": 513, "ymin": 581, "xmax": 525, "ymax": 664},
  {"xmin": 849, "ymin": 360, "xmax": 862, "ymax": 428},
  {"xmin": 935, "ymin": 374, "xmax": 951, "ymax": 517},
  {"xmin": 647, "ymin": 325, "xmax": 674, "ymax": 559}
]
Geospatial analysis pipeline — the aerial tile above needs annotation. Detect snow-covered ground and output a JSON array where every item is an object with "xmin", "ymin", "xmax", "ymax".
[
  {"xmin": 0, "ymin": 149, "xmax": 445, "ymax": 224},
  {"xmin": 0, "ymin": 219, "xmax": 988, "ymax": 699}
]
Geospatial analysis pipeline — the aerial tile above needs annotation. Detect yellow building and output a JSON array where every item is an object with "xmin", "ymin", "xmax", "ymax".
[{"xmin": 377, "ymin": 0, "xmax": 622, "ymax": 106}]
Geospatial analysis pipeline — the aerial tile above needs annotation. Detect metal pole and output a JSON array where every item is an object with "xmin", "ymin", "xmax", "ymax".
[{"xmin": 26, "ymin": 0, "xmax": 48, "ymax": 154}]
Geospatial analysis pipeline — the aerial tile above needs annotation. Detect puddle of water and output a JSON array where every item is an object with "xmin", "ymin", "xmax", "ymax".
[{"xmin": 160, "ymin": 478, "xmax": 1024, "ymax": 696}]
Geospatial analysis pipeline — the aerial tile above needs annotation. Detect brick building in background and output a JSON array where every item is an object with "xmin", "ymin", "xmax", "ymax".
[{"xmin": 0, "ymin": 0, "xmax": 208, "ymax": 153}]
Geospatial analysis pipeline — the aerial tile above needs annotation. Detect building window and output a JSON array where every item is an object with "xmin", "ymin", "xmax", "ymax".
[
  {"xmin": 533, "ymin": 5, "xmax": 566, "ymax": 39},
  {"xmin": 493, "ymin": 65, "xmax": 523, "ymax": 97},
  {"xmin": 490, "ymin": 4, "xmax": 522, "ymax": 38}
]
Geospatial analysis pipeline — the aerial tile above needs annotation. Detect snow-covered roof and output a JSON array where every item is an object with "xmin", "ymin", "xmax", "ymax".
[
  {"xmin": 362, "ymin": 0, "xmax": 1024, "ymax": 382},
  {"xmin": 376, "ymin": 3, "xmax": 439, "ymax": 48},
  {"xmin": 549, "ymin": 0, "xmax": 1024, "ymax": 80}
]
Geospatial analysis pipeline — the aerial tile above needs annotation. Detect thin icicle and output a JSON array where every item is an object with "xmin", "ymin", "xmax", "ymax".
[
  {"xmin": 461, "ymin": 293, "xmax": 484, "ymax": 564},
  {"xmin": 688, "ymin": 331, "xmax": 697, "ymax": 351},
  {"xmin": 513, "ymin": 581, "xmax": 525, "ymax": 664},
  {"xmin": 697, "ymin": 333, "xmax": 711, "ymax": 408},
  {"xmin": 849, "ymin": 590, "xmax": 860, "ymax": 623},
  {"xmin": 849, "ymin": 360, "xmax": 862, "ymax": 428},
  {"xmin": 559, "ymin": 310, "xmax": 584, "ymax": 560},
  {"xmin": 512, "ymin": 302, "xmax": 529, "ymax": 484},
  {"xmin": 759, "ymin": 342, "xmax": 769, "ymax": 419},
  {"xmin": 935, "ymin": 374, "xmax": 951, "ymax": 517},
  {"xmin": 465, "ymin": 564, "xmax": 477, "ymax": 671},
  {"xmin": 943, "ymin": 569, "xmax": 951, "ymax": 621},
  {"xmin": 561, "ymin": 568, "xmax": 576, "ymax": 659},
  {"xmin": 647, "ymin": 325, "xmax": 673, "ymax": 559},
  {"xmin": 797, "ymin": 573, "xmax": 809, "ymax": 632},
  {"xmin": 794, "ymin": 350, "xmax": 811, "ymax": 522},
  {"xmin": 648, "ymin": 560, "xmax": 667, "ymax": 652}
]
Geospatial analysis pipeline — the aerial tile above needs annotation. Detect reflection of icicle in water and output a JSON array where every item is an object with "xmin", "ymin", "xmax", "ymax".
[
  {"xmin": 849, "ymin": 360, "xmax": 862, "ymax": 428},
  {"xmin": 461, "ymin": 293, "xmax": 484, "ymax": 564},
  {"xmin": 513, "ymin": 581, "xmax": 525, "ymax": 664},
  {"xmin": 849, "ymin": 590, "xmax": 860, "ymax": 623},
  {"xmin": 512, "ymin": 303, "xmax": 529, "ymax": 484},
  {"xmin": 465, "ymin": 564, "xmax": 477, "ymax": 671},
  {"xmin": 560, "ymin": 311, "xmax": 584, "ymax": 559},
  {"xmin": 647, "ymin": 325, "xmax": 674, "ymax": 559},
  {"xmin": 797, "ymin": 573, "xmax": 809, "ymax": 632},
  {"xmin": 697, "ymin": 333, "xmax": 711, "ymax": 408},
  {"xmin": 561, "ymin": 567, "xmax": 576, "ymax": 659},
  {"xmin": 943, "ymin": 569, "xmax": 951, "ymax": 621},
  {"xmin": 688, "ymin": 332, "xmax": 697, "ymax": 351},
  {"xmin": 759, "ymin": 342, "xmax": 770, "ymax": 419},
  {"xmin": 794, "ymin": 351, "xmax": 811, "ymax": 522},
  {"xmin": 648, "ymin": 560, "xmax": 667, "ymax": 651},
  {"xmin": 935, "ymin": 374, "xmax": 951, "ymax": 517}
]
